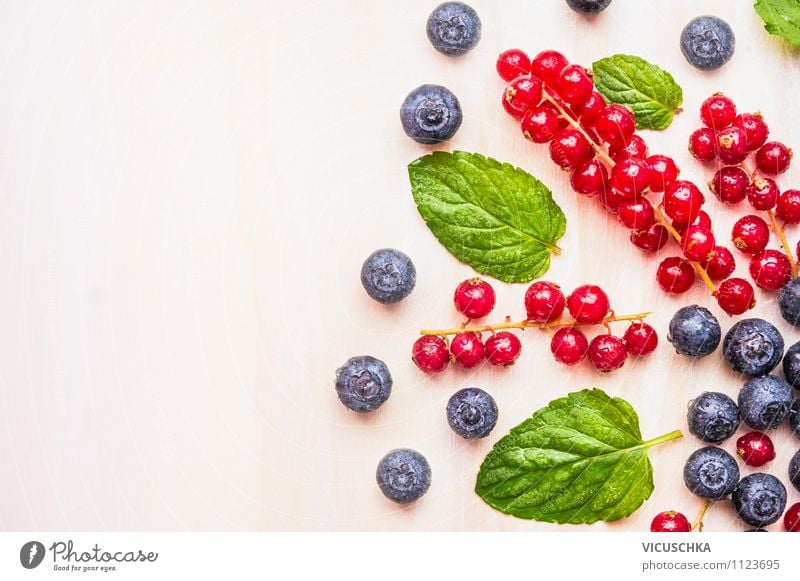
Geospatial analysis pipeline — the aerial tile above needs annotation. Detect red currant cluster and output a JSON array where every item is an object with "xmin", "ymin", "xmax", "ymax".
[
  {"xmin": 411, "ymin": 278, "xmax": 657, "ymax": 374},
  {"xmin": 689, "ymin": 93, "xmax": 800, "ymax": 292},
  {"xmin": 496, "ymin": 48, "xmax": 756, "ymax": 316}
]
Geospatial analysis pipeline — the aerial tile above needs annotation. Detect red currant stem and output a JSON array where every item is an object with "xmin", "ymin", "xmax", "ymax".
[
  {"xmin": 691, "ymin": 499, "xmax": 712, "ymax": 532},
  {"xmin": 419, "ymin": 311, "xmax": 653, "ymax": 337}
]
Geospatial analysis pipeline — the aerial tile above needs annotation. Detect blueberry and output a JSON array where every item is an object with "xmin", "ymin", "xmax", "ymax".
[
  {"xmin": 335, "ymin": 355, "xmax": 392, "ymax": 413},
  {"xmin": 667, "ymin": 305, "xmax": 721, "ymax": 357},
  {"xmin": 791, "ymin": 399, "xmax": 800, "ymax": 438},
  {"xmin": 376, "ymin": 448, "xmax": 431, "ymax": 504},
  {"xmin": 680, "ymin": 15, "xmax": 735, "ymax": 71},
  {"xmin": 732, "ymin": 473, "xmax": 786, "ymax": 528},
  {"xmin": 360, "ymin": 248, "xmax": 416, "ymax": 304},
  {"xmin": 738, "ymin": 375, "xmax": 792, "ymax": 430},
  {"xmin": 723, "ymin": 318, "xmax": 784, "ymax": 377},
  {"xmin": 784, "ymin": 341, "xmax": 800, "ymax": 388},
  {"xmin": 790, "ymin": 449, "xmax": 800, "ymax": 492},
  {"xmin": 779, "ymin": 278, "xmax": 800, "ymax": 326},
  {"xmin": 565, "ymin": 0, "xmax": 612, "ymax": 14},
  {"xmin": 400, "ymin": 84, "xmax": 462, "ymax": 144},
  {"xmin": 446, "ymin": 387, "xmax": 498, "ymax": 439},
  {"xmin": 426, "ymin": 2, "xmax": 481, "ymax": 56},
  {"xmin": 687, "ymin": 392, "xmax": 740, "ymax": 443},
  {"xmin": 683, "ymin": 446, "xmax": 739, "ymax": 500}
]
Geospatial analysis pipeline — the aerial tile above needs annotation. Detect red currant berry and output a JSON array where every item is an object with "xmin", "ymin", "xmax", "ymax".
[
  {"xmin": 575, "ymin": 91, "xmax": 606, "ymax": 124},
  {"xmin": 630, "ymin": 224, "xmax": 669, "ymax": 252},
  {"xmin": 747, "ymin": 177, "xmax": 779, "ymax": 211},
  {"xmin": 485, "ymin": 332, "xmax": 522, "ymax": 366},
  {"xmin": 756, "ymin": 141, "xmax": 792, "ymax": 175},
  {"xmin": 550, "ymin": 327, "xmax": 589, "ymax": 366},
  {"xmin": 496, "ymin": 49, "xmax": 531, "ymax": 82},
  {"xmin": 664, "ymin": 180, "xmax": 705, "ymax": 224},
  {"xmin": 777, "ymin": 189, "xmax": 800, "ymax": 224},
  {"xmin": 623, "ymin": 322, "xmax": 658, "ymax": 356},
  {"xmin": 736, "ymin": 431, "xmax": 776, "ymax": 468},
  {"xmin": 525, "ymin": 281, "xmax": 566, "ymax": 323},
  {"xmin": 567, "ymin": 285, "xmax": 610, "ymax": 324},
  {"xmin": 610, "ymin": 157, "xmax": 652, "ymax": 198},
  {"xmin": 716, "ymin": 277, "xmax": 756, "ymax": 315},
  {"xmin": 412, "ymin": 335, "xmax": 450, "ymax": 373},
  {"xmin": 617, "ymin": 199, "xmax": 656, "ymax": 230},
  {"xmin": 541, "ymin": 101, "xmax": 570, "ymax": 129},
  {"xmin": 681, "ymin": 226, "xmax": 716, "ymax": 262},
  {"xmin": 610, "ymin": 134, "xmax": 648, "ymax": 161},
  {"xmin": 716, "ymin": 126, "xmax": 749, "ymax": 165},
  {"xmin": 570, "ymin": 160, "xmax": 608, "ymax": 197},
  {"xmin": 785, "ymin": 503, "xmax": 800, "ymax": 532},
  {"xmin": 733, "ymin": 112, "xmax": 769, "ymax": 151},
  {"xmin": 656, "ymin": 257, "xmax": 695, "ymax": 294},
  {"xmin": 453, "ymin": 278, "xmax": 496, "ymax": 319},
  {"xmin": 749, "ymin": 249, "xmax": 792, "ymax": 290},
  {"xmin": 709, "ymin": 165, "xmax": 749, "ymax": 204},
  {"xmin": 646, "ymin": 155, "xmax": 679, "ymax": 193},
  {"xmin": 701, "ymin": 246, "xmax": 736, "ymax": 280},
  {"xmin": 555, "ymin": 64, "xmax": 593, "ymax": 107},
  {"xmin": 688, "ymin": 127, "xmax": 717, "ymax": 162},
  {"xmin": 700, "ymin": 94, "xmax": 736, "ymax": 129},
  {"xmin": 598, "ymin": 186, "xmax": 627, "ymax": 214},
  {"xmin": 594, "ymin": 104, "xmax": 635, "ymax": 149},
  {"xmin": 449, "ymin": 332, "xmax": 485, "ymax": 369},
  {"xmin": 732, "ymin": 215, "xmax": 770, "ymax": 254},
  {"xmin": 530, "ymin": 50, "xmax": 568, "ymax": 87},
  {"xmin": 588, "ymin": 334, "xmax": 627, "ymax": 372},
  {"xmin": 673, "ymin": 210, "xmax": 712, "ymax": 236},
  {"xmin": 503, "ymin": 75, "xmax": 543, "ymax": 118},
  {"xmin": 521, "ymin": 104, "xmax": 560, "ymax": 143},
  {"xmin": 549, "ymin": 127, "xmax": 594, "ymax": 169},
  {"xmin": 650, "ymin": 511, "xmax": 691, "ymax": 533}
]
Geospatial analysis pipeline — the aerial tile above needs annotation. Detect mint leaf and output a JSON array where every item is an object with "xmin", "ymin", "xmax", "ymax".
[
  {"xmin": 755, "ymin": 0, "xmax": 800, "ymax": 45},
  {"xmin": 408, "ymin": 151, "xmax": 565, "ymax": 284},
  {"xmin": 475, "ymin": 389, "xmax": 682, "ymax": 524},
  {"xmin": 592, "ymin": 54, "xmax": 683, "ymax": 130}
]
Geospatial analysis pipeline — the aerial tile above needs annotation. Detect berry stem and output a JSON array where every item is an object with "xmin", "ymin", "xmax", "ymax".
[
  {"xmin": 419, "ymin": 311, "xmax": 653, "ymax": 337},
  {"xmin": 691, "ymin": 499, "xmax": 712, "ymax": 532}
]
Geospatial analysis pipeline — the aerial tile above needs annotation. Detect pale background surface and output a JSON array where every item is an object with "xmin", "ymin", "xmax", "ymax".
[{"xmin": 1, "ymin": 0, "xmax": 800, "ymax": 531}]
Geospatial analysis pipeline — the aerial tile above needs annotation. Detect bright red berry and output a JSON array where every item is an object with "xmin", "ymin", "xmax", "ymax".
[
  {"xmin": 747, "ymin": 177, "xmax": 779, "ymax": 211},
  {"xmin": 555, "ymin": 64, "xmax": 593, "ymax": 107},
  {"xmin": 650, "ymin": 511, "xmax": 691, "ymax": 533},
  {"xmin": 681, "ymin": 226, "xmax": 716, "ymax": 262},
  {"xmin": 784, "ymin": 503, "xmax": 800, "ymax": 532},
  {"xmin": 673, "ymin": 210, "xmax": 712, "ymax": 236},
  {"xmin": 525, "ymin": 281, "xmax": 566, "ymax": 322},
  {"xmin": 716, "ymin": 277, "xmax": 756, "ymax": 315},
  {"xmin": 700, "ymin": 94, "xmax": 737, "ymax": 129},
  {"xmin": 617, "ymin": 199, "xmax": 656, "ymax": 230},
  {"xmin": 646, "ymin": 155, "xmax": 679, "ymax": 193},
  {"xmin": 656, "ymin": 257, "xmax": 695, "ymax": 294},
  {"xmin": 709, "ymin": 166, "xmax": 749, "ymax": 204},
  {"xmin": 630, "ymin": 224, "xmax": 669, "ymax": 252},
  {"xmin": 496, "ymin": 49, "xmax": 531, "ymax": 82},
  {"xmin": 733, "ymin": 112, "xmax": 769, "ymax": 151},
  {"xmin": 549, "ymin": 127, "xmax": 594, "ymax": 169},
  {"xmin": 610, "ymin": 157, "xmax": 652, "ymax": 198},
  {"xmin": 570, "ymin": 160, "xmax": 608, "ymax": 197},
  {"xmin": 736, "ymin": 431, "xmax": 776, "ymax": 468},
  {"xmin": 664, "ymin": 180, "xmax": 705, "ymax": 224},
  {"xmin": 749, "ymin": 249, "xmax": 792, "ymax": 290},
  {"xmin": 688, "ymin": 127, "xmax": 717, "ymax": 162},
  {"xmin": 453, "ymin": 278, "xmax": 496, "ymax": 319},
  {"xmin": 541, "ymin": 101, "xmax": 570, "ymax": 129},
  {"xmin": 550, "ymin": 327, "xmax": 589, "ymax": 366},
  {"xmin": 588, "ymin": 334, "xmax": 627, "ymax": 372},
  {"xmin": 530, "ymin": 50, "xmax": 568, "ymax": 87},
  {"xmin": 756, "ymin": 141, "xmax": 792, "ymax": 175},
  {"xmin": 701, "ymin": 246, "xmax": 736, "ymax": 280},
  {"xmin": 623, "ymin": 322, "xmax": 658, "ymax": 356},
  {"xmin": 521, "ymin": 105, "xmax": 561, "ymax": 143},
  {"xmin": 594, "ymin": 104, "xmax": 635, "ymax": 149},
  {"xmin": 567, "ymin": 285, "xmax": 610, "ymax": 324},
  {"xmin": 716, "ymin": 126, "xmax": 749, "ymax": 165},
  {"xmin": 575, "ymin": 91, "xmax": 606, "ymax": 124},
  {"xmin": 484, "ymin": 332, "xmax": 522, "ymax": 366},
  {"xmin": 449, "ymin": 332, "xmax": 485, "ymax": 369},
  {"xmin": 503, "ymin": 75, "xmax": 543, "ymax": 118},
  {"xmin": 732, "ymin": 215, "xmax": 770, "ymax": 254},
  {"xmin": 412, "ymin": 335, "xmax": 450, "ymax": 373},
  {"xmin": 610, "ymin": 134, "xmax": 648, "ymax": 161},
  {"xmin": 777, "ymin": 189, "xmax": 800, "ymax": 224},
  {"xmin": 598, "ymin": 186, "xmax": 627, "ymax": 214}
]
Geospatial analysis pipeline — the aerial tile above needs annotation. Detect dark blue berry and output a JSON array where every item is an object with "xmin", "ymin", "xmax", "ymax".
[
  {"xmin": 783, "ymin": 341, "xmax": 800, "ymax": 389},
  {"xmin": 376, "ymin": 448, "xmax": 431, "ymax": 504},
  {"xmin": 360, "ymin": 248, "xmax": 416, "ymax": 304},
  {"xmin": 446, "ymin": 388, "xmax": 498, "ymax": 440},
  {"xmin": 732, "ymin": 473, "xmax": 786, "ymax": 528},
  {"xmin": 667, "ymin": 305, "xmax": 721, "ymax": 357},
  {"xmin": 565, "ymin": 0, "xmax": 612, "ymax": 14},
  {"xmin": 400, "ymin": 84, "xmax": 463, "ymax": 144},
  {"xmin": 683, "ymin": 446, "xmax": 739, "ymax": 500},
  {"xmin": 335, "ymin": 355, "xmax": 392, "ymax": 413},
  {"xmin": 680, "ymin": 15, "xmax": 735, "ymax": 71},
  {"xmin": 687, "ymin": 392, "xmax": 740, "ymax": 443},
  {"xmin": 789, "ymin": 449, "xmax": 800, "ymax": 492},
  {"xmin": 426, "ymin": 2, "xmax": 481, "ymax": 56},
  {"xmin": 723, "ymin": 318, "xmax": 784, "ymax": 377},
  {"xmin": 791, "ymin": 399, "xmax": 800, "ymax": 438},
  {"xmin": 779, "ymin": 278, "xmax": 800, "ymax": 326},
  {"xmin": 738, "ymin": 375, "xmax": 792, "ymax": 430}
]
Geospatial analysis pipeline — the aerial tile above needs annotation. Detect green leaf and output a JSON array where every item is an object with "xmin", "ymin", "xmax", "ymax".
[
  {"xmin": 755, "ymin": 0, "xmax": 800, "ymax": 45},
  {"xmin": 475, "ymin": 389, "xmax": 682, "ymax": 524},
  {"xmin": 592, "ymin": 54, "xmax": 683, "ymax": 130},
  {"xmin": 408, "ymin": 151, "xmax": 565, "ymax": 284}
]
